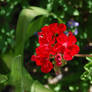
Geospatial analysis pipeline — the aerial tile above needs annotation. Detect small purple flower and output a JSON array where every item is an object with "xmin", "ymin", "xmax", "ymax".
[
  {"xmin": 74, "ymin": 28, "xmax": 78, "ymax": 35},
  {"xmin": 67, "ymin": 19, "xmax": 79, "ymax": 35},
  {"xmin": 67, "ymin": 19, "xmax": 79, "ymax": 28},
  {"xmin": 74, "ymin": 22, "xmax": 79, "ymax": 27}
]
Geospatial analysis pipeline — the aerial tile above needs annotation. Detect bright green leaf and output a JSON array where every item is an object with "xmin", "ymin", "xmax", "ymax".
[
  {"xmin": 86, "ymin": 56, "xmax": 92, "ymax": 62},
  {"xmin": 81, "ymin": 62, "xmax": 92, "ymax": 83},
  {"xmin": 0, "ymin": 74, "xmax": 8, "ymax": 84},
  {"xmin": 31, "ymin": 81, "xmax": 53, "ymax": 92},
  {"xmin": 15, "ymin": 7, "xmax": 48, "ymax": 55},
  {"xmin": 73, "ymin": 10, "xmax": 79, "ymax": 16}
]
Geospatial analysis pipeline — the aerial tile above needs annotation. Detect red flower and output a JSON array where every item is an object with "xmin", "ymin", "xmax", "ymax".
[
  {"xmin": 57, "ymin": 33, "xmax": 68, "ymax": 45},
  {"xmin": 31, "ymin": 55, "xmax": 42, "ymax": 66},
  {"xmin": 49, "ymin": 23, "xmax": 66, "ymax": 34},
  {"xmin": 41, "ymin": 61, "xmax": 53, "ymax": 73},
  {"xmin": 68, "ymin": 32, "xmax": 77, "ymax": 45},
  {"xmin": 38, "ymin": 29, "xmax": 54, "ymax": 45},
  {"xmin": 67, "ymin": 45, "xmax": 80, "ymax": 56},
  {"xmin": 63, "ymin": 45, "xmax": 80, "ymax": 61},
  {"xmin": 63, "ymin": 49, "xmax": 73, "ymax": 60},
  {"xmin": 55, "ymin": 53, "xmax": 62, "ymax": 66},
  {"xmin": 36, "ymin": 45, "xmax": 50, "ymax": 57},
  {"xmin": 31, "ymin": 55, "xmax": 49, "ymax": 66},
  {"xmin": 58, "ymin": 23, "xmax": 66, "ymax": 32},
  {"xmin": 53, "ymin": 43, "xmax": 65, "ymax": 54},
  {"xmin": 31, "ymin": 23, "xmax": 80, "ymax": 73},
  {"xmin": 31, "ymin": 55, "xmax": 36, "ymax": 61},
  {"xmin": 41, "ymin": 25, "xmax": 49, "ymax": 32}
]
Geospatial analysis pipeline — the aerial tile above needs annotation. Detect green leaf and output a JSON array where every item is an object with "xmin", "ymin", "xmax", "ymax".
[
  {"xmin": 9, "ymin": 55, "xmax": 34, "ymax": 92},
  {"xmin": 0, "ymin": 74, "xmax": 8, "ymax": 84},
  {"xmin": 81, "ymin": 62, "xmax": 92, "ymax": 83},
  {"xmin": 15, "ymin": 7, "xmax": 48, "ymax": 55},
  {"xmin": 2, "ymin": 53, "xmax": 34, "ymax": 92},
  {"xmin": 86, "ymin": 56, "xmax": 92, "ymax": 62},
  {"xmin": 26, "ymin": 16, "xmax": 46, "ymax": 41},
  {"xmin": 1, "ymin": 7, "xmax": 54, "ymax": 92},
  {"xmin": 31, "ymin": 81, "xmax": 53, "ymax": 92},
  {"xmin": 84, "ymin": 62, "xmax": 92, "ymax": 72},
  {"xmin": 10, "ymin": 55, "xmax": 23, "ymax": 84},
  {"xmin": 73, "ymin": 9, "xmax": 79, "ymax": 16},
  {"xmin": 28, "ymin": 6, "xmax": 49, "ymax": 16},
  {"xmin": 8, "ymin": 55, "xmax": 54, "ymax": 92},
  {"xmin": 1, "ymin": 52, "xmax": 14, "ymax": 70}
]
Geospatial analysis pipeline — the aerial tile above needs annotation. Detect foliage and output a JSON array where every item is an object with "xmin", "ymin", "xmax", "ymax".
[
  {"xmin": 0, "ymin": 74, "xmax": 8, "ymax": 84},
  {"xmin": 0, "ymin": 6, "xmax": 54, "ymax": 92},
  {"xmin": 81, "ymin": 57, "xmax": 92, "ymax": 84},
  {"xmin": 0, "ymin": 0, "xmax": 29, "ymax": 53},
  {"xmin": 0, "ymin": 0, "xmax": 92, "ymax": 92}
]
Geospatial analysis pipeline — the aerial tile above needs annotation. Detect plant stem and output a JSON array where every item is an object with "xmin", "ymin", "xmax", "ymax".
[
  {"xmin": 50, "ymin": 13, "xmax": 63, "ymax": 23},
  {"xmin": 75, "ymin": 54, "xmax": 92, "ymax": 57}
]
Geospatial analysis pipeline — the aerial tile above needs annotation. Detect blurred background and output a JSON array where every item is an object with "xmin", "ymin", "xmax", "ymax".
[{"xmin": 0, "ymin": 0, "xmax": 92, "ymax": 92}]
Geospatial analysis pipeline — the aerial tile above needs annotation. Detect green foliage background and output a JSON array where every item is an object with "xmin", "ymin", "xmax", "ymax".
[{"xmin": 0, "ymin": 0, "xmax": 92, "ymax": 92}]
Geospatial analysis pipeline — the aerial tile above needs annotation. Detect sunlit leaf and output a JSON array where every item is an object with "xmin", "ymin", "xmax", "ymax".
[
  {"xmin": 0, "ymin": 74, "xmax": 8, "ymax": 84},
  {"xmin": 81, "ymin": 62, "xmax": 92, "ymax": 84},
  {"xmin": 9, "ymin": 55, "xmax": 33, "ymax": 92},
  {"xmin": 86, "ymin": 56, "xmax": 92, "ymax": 62},
  {"xmin": 73, "ymin": 10, "xmax": 79, "ymax": 16},
  {"xmin": 15, "ymin": 7, "xmax": 48, "ymax": 55},
  {"xmin": 31, "ymin": 80, "xmax": 53, "ymax": 92},
  {"xmin": 29, "ymin": 6, "xmax": 49, "ymax": 16},
  {"xmin": 7, "ymin": 6, "xmax": 54, "ymax": 92}
]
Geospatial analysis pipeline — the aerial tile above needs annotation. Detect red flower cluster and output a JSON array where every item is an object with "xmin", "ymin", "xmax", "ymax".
[{"xmin": 31, "ymin": 23, "xmax": 80, "ymax": 73}]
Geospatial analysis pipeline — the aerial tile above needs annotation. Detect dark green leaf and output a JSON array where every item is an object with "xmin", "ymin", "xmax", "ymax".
[{"xmin": 26, "ymin": 16, "xmax": 46, "ymax": 41}]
